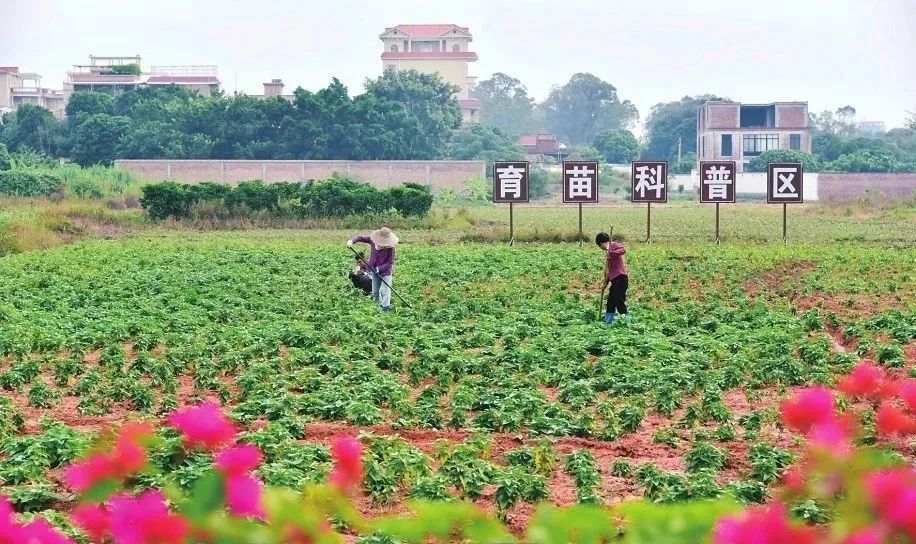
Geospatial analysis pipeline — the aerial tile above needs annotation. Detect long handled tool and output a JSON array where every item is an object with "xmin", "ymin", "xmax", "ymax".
[
  {"xmin": 347, "ymin": 245, "xmax": 413, "ymax": 309},
  {"xmin": 597, "ymin": 226, "xmax": 614, "ymax": 321}
]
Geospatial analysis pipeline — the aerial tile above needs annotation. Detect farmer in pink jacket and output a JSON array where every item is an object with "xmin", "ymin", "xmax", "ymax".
[
  {"xmin": 347, "ymin": 227, "xmax": 398, "ymax": 312},
  {"xmin": 595, "ymin": 232, "xmax": 628, "ymax": 324}
]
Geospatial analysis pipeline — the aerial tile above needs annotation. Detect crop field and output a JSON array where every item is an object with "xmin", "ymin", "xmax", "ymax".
[{"xmin": 0, "ymin": 220, "xmax": 913, "ymax": 537}]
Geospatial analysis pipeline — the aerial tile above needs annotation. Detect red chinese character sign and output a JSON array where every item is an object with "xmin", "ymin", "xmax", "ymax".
[
  {"xmin": 562, "ymin": 161, "xmax": 598, "ymax": 247},
  {"xmin": 631, "ymin": 161, "xmax": 667, "ymax": 203},
  {"xmin": 493, "ymin": 161, "xmax": 529, "ymax": 203},
  {"xmin": 493, "ymin": 161, "xmax": 529, "ymax": 245},
  {"xmin": 699, "ymin": 161, "xmax": 736, "ymax": 203},
  {"xmin": 767, "ymin": 162, "xmax": 804, "ymax": 243},
  {"xmin": 700, "ymin": 160, "xmax": 736, "ymax": 244},
  {"xmin": 562, "ymin": 161, "xmax": 599, "ymax": 203},
  {"xmin": 631, "ymin": 161, "xmax": 667, "ymax": 243},
  {"xmin": 767, "ymin": 162, "xmax": 804, "ymax": 203}
]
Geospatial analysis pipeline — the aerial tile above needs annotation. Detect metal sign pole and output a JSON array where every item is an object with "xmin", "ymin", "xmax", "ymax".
[
  {"xmin": 578, "ymin": 203, "xmax": 583, "ymax": 248},
  {"xmin": 715, "ymin": 202, "xmax": 720, "ymax": 245},
  {"xmin": 509, "ymin": 202, "xmax": 515, "ymax": 246},
  {"xmin": 646, "ymin": 202, "xmax": 652, "ymax": 244},
  {"xmin": 783, "ymin": 203, "xmax": 788, "ymax": 244}
]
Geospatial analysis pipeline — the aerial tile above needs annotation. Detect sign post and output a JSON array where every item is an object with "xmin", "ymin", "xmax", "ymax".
[
  {"xmin": 699, "ymin": 160, "xmax": 736, "ymax": 244},
  {"xmin": 766, "ymin": 162, "xmax": 804, "ymax": 244},
  {"xmin": 562, "ymin": 160, "xmax": 599, "ymax": 247},
  {"xmin": 631, "ymin": 161, "xmax": 668, "ymax": 244},
  {"xmin": 493, "ymin": 161, "xmax": 529, "ymax": 245}
]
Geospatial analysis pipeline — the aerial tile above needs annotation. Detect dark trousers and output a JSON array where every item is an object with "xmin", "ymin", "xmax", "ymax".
[{"xmin": 606, "ymin": 274, "xmax": 628, "ymax": 315}]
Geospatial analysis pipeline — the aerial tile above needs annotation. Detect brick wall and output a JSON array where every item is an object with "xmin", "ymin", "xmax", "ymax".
[
  {"xmin": 776, "ymin": 104, "xmax": 808, "ymax": 128},
  {"xmin": 116, "ymin": 160, "xmax": 486, "ymax": 193},
  {"xmin": 818, "ymin": 173, "xmax": 916, "ymax": 203},
  {"xmin": 707, "ymin": 104, "xmax": 739, "ymax": 129}
]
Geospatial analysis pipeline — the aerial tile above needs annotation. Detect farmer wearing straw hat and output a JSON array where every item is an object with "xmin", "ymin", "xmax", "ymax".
[{"xmin": 347, "ymin": 227, "xmax": 398, "ymax": 311}]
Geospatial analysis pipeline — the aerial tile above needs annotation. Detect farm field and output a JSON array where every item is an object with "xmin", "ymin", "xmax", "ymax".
[{"xmin": 0, "ymin": 223, "xmax": 913, "ymax": 538}]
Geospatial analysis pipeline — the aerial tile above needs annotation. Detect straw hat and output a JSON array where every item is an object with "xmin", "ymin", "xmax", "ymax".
[{"xmin": 370, "ymin": 227, "xmax": 398, "ymax": 248}]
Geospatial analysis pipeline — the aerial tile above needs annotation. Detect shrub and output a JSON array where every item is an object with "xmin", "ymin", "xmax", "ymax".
[
  {"xmin": 140, "ymin": 182, "xmax": 192, "ymax": 220},
  {"xmin": 387, "ymin": 183, "xmax": 433, "ymax": 216},
  {"xmin": 0, "ymin": 170, "xmax": 63, "ymax": 197}
]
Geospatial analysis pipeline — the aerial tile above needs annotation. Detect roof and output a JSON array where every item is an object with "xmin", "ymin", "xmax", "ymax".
[
  {"xmin": 0, "ymin": 67, "xmax": 19, "ymax": 74},
  {"xmin": 457, "ymin": 98, "xmax": 480, "ymax": 108},
  {"xmin": 146, "ymin": 75, "xmax": 220, "ymax": 85},
  {"xmin": 383, "ymin": 24, "xmax": 470, "ymax": 38},
  {"xmin": 518, "ymin": 134, "xmax": 561, "ymax": 154},
  {"xmin": 518, "ymin": 135, "xmax": 537, "ymax": 146},
  {"xmin": 381, "ymin": 51, "xmax": 478, "ymax": 60}
]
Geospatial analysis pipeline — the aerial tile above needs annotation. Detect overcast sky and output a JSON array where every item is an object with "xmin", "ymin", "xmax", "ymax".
[{"xmin": 4, "ymin": 0, "xmax": 915, "ymax": 131}]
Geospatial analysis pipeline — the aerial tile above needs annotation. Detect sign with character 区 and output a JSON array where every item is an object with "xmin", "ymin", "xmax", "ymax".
[{"xmin": 766, "ymin": 162, "xmax": 804, "ymax": 203}]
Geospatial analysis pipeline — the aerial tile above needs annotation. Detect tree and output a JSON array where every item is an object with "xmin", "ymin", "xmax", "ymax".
[
  {"xmin": 593, "ymin": 129, "xmax": 639, "ymax": 163},
  {"xmin": 643, "ymin": 95, "xmax": 722, "ymax": 161},
  {"xmin": 747, "ymin": 149, "xmax": 822, "ymax": 173},
  {"xmin": 0, "ymin": 104, "xmax": 62, "ymax": 155},
  {"xmin": 539, "ymin": 73, "xmax": 638, "ymax": 145},
  {"xmin": 566, "ymin": 144, "xmax": 600, "ymax": 161},
  {"xmin": 70, "ymin": 114, "xmax": 131, "ymax": 166},
  {"xmin": 812, "ymin": 132, "xmax": 844, "ymax": 162},
  {"xmin": 65, "ymin": 91, "xmax": 113, "ymax": 123},
  {"xmin": 829, "ymin": 149, "xmax": 907, "ymax": 173},
  {"xmin": 672, "ymin": 152, "xmax": 697, "ymax": 174},
  {"xmin": 906, "ymin": 111, "xmax": 916, "ymax": 130},
  {"xmin": 364, "ymin": 69, "xmax": 462, "ymax": 159},
  {"xmin": 470, "ymin": 73, "xmax": 536, "ymax": 137},
  {"xmin": 809, "ymin": 107, "xmax": 856, "ymax": 137},
  {"xmin": 447, "ymin": 124, "xmax": 524, "ymax": 176}
]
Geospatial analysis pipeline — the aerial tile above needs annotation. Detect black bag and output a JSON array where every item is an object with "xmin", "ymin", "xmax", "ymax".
[{"xmin": 349, "ymin": 270, "xmax": 372, "ymax": 295}]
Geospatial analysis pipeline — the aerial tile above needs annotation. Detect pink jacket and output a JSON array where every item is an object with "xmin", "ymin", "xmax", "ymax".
[{"xmin": 605, "ymin": 243, "xmax": 627, "ymax": 282}]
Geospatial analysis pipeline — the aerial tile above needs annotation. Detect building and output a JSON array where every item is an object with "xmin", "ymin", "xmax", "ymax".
[
  {"xmin": 856, "ymin": 121, "xmax": 886, "ymax": 135},
  {"xmin": 697, "ymin": 100, "xmax": 811, "ymax": 172},
  {"xmin": 518, "ymin": 133, "xmax": 568, "ymax": 162},
  {"xmin": 65, "ymin": 55, "xmax": 145, "ymax": 95},
  {"xmin": 257, "ymin": 78, "xmax": 295, "ymax": 101},
  {"xmin": 65, "ymin": 56, "xmax": 221, "ymax": 98},
  {"xmin": 0, "ymin": 67, "xmax": 67, "ymax": 119},
  {"xmin": 147, "ymin": 65, "xmax": 220, "ymax": 97},
  {"xmin": 379, "ymin": 24, "xmax": 480, "ymax": 124}
]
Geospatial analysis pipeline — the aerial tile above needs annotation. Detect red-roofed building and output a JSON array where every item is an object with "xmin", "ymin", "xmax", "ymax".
[
  {"xmin": 379, "ymin": 24, "xmax": 479, "ymax": 124},
  {"xmin": 147, "ymin": 65, "xmax": 220, "ymax": 97},
  {"xmin": 518, "ymin": 134, "xmax": 567, "ymax": 161}
]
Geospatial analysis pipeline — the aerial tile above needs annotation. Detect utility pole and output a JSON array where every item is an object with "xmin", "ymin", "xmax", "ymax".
[{"xmin": 677, "ymin": 137, "xmax": 682, "ymax": 163}]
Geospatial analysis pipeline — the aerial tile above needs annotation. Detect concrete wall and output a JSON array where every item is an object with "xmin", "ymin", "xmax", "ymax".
[{"xmin": 116, "ymin": 159, "xmax": 486, "ymax": 193}]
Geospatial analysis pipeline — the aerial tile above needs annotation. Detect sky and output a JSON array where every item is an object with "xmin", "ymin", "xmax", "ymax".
[{"xmin": 3, "ymin": 0, "xmax": 915, "ymax": 132}]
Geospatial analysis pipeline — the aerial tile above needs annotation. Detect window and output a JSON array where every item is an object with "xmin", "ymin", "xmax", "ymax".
[
  {"xmin": 390, "ymin": 45, "xmax": 398, "ymax": 52},
  {"xmin": 452, "ymin": 44, "xmax": 460, "ymax": 52},
  {"xmin": 721, "ymin": 134, "xmax": 732, "ymax": 156},
  {"xmin": 742, "ymin": 134, "xmax": 779, "ymax": 156},
  {"xmin": 789, "ymin": 134, "xmax": 801, "ymax": 150}
]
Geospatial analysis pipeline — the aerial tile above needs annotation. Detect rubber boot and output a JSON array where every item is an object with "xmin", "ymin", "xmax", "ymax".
[{"xmin": 603, "ymin": 312, "xmax": 615, "ymax": 324}]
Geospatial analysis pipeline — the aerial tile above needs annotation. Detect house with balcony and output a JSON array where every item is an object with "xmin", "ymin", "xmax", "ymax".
[
  {"xmin": 0, "ymin": 67, "xmax": 66, "ymax": 119},
  {"xmin": 65, "ymin": 56, "xmax": 221, "ymax": 98},
  {"xmin": 697, "ymin": 100, "xmax": 811, "ymax": 172},
  {"xmin": 379, "ymin": 24, "xmax": 480, "ymax": 124},
  {"xmin": 518, "ymin": 133, "xmax": 568, "ymax": 162}
]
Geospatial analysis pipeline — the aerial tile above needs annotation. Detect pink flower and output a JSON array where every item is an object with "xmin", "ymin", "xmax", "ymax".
[
  {"xmin": 64, "ymin": 455, "xmax": 117, "ymax": 493},
  {"xmin": 714, "ymin": 503, "xmax": 815, "ymax": 544},
  {"xmin": 72, "ymin": 503, "xmax": 109, "ymax": 543},
  {"xmin": 225, "ymin": 474, "xmax": 266, "ymax": 519},
  {"xmin": 17, "ymin": 518, "xmax": 74, "ymax": 544},
  {"xmin": 780, "ymin": 387, "xmax": 835, "ymax": 434},
  {"xmin": 865, "ymin": 468, "xmax": 916, "ymax": 540},
  {"xmin": 109, "ymin": 490, "xmax": 189, "ymax": 544},
  {"xmin": 838, "ymin": 362, "xmax": 885, "ymax": 399},
  {"xmin": 875, "ymin": 402, "xmax": 916, "ymax": 436},
  {"xmin": 167, "ymin": 402, "xmax": 236, "ymax": 451},
  {"xmin": 808, "ymin": 413, "xmax": 854, "ymax": 454},
  {"xmin": 899, "ymin": 378, "xmax": 916, "ymax": 412},
  {"xmin": 842, "ymin": 526, "xmax": 883, "ymax": 544},
  {"xmin": 781, "ymin": 466, "xmax": 806, "ymax": 495},
  {"xmin": 215, "ymin": 444, "xmax": 262, "ymax": 476},
  {"xmin": 329, "ymin": 436, "xmax": 363, "ymax": 490}
]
